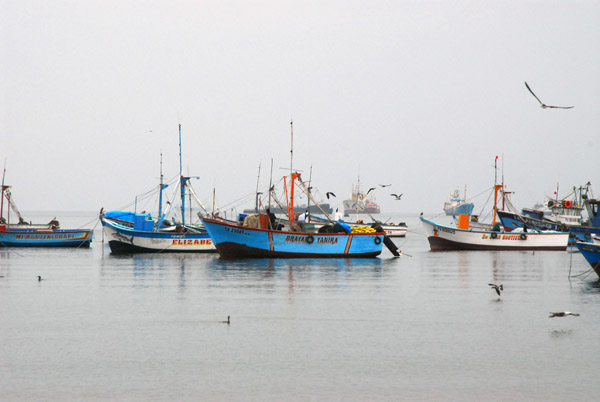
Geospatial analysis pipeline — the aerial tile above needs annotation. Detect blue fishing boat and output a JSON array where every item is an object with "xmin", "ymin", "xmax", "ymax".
[
  {"xmin": 0, "ymin": 171, "xmax": 93, "ymax": 248},
  {"xmin": 574, "ymin": 241, "xmax": 600, "ymax": 278},
  {"xmin": 201, "ymin": 121, "xmax": 399, "ymax": 259},
  {"xmin": 100, "ymin": 124, "xmax": 216, "ymax": 254},
  {"xmin": 201, "ymin": 216, "xmax": 389, "ymax": 258}
]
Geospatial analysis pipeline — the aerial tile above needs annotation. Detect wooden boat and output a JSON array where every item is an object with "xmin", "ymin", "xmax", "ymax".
[
  {"xmin": 574, "ymin": 241, "xmax": 600, "ymax": 278},
  {"xmin": 100, "ymin": 124, "xmax": 216, "ymax": 254},
  {"xmin": 201, "ymin": 215, "xmax": 389, "ymax": 258},
  {"xmin": 0, "ymin": 174, "xmax": 92, "ymax": 248},
  {"xmin": 420, "ymin": 216, "xmax": 569, "ymax": 251},
  {"xmin": 201, "ymin": 121, "xmax": 398, "ymax": 259},
  {"xmin": 421, "ymin": 157, "xmax": 568, "ymax": 251}
]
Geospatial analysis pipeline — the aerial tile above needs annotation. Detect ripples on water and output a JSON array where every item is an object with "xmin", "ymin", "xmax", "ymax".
[{"xmin": 1, "ymin": 212, "xmax": 599, "ymax": 401}]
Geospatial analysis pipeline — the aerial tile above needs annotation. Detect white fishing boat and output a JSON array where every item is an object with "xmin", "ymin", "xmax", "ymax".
[
  {"xmin": 422, "ymin": 158, "xmax": 568, "ymax": 251},
  {"xmin": 420, "ymin": 216, "xmax": 568, "ymax": 251}
]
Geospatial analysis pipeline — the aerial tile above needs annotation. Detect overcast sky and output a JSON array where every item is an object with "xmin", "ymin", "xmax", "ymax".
[{"xmin": 1, "ymin": 0, "xmax": 599, "ymax": 218}]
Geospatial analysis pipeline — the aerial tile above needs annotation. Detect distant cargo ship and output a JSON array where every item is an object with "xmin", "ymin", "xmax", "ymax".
[{"xmin": 343, "ymin": 182, "xmax": 380, "ymax": 216}]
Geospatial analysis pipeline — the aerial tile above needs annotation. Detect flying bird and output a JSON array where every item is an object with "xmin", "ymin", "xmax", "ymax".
[
  {"xmin": 37, "ymin": 276, "xmax": 44, "ymax": 281},
  {"xmin": 379, "ymin": 184, "xmax": 391, "ymax": 187},
  {"xmin": 391, "ymin": 193, "xmax": 403, "ymax": 200},
  {"xmin": 549, "ymin": 312, "xmax": 580, "ymax": 318},
  {"xmin": 524, "ymin": 81, "xmax": 574, "ymax": 109},
  {"xmin": 366, "ymin": 187, "xmax": 376, "ymax": 195},
  {"xmin": 488, "ymin": 283, "xmax": 503, "ymax": 296},
  {"xmin": 326, "ymin": 192, "xmax": 336, "ymax": 199},
  {"xmin": 222, "ymin": 315, "xmax": 231, "ymax": 324}
]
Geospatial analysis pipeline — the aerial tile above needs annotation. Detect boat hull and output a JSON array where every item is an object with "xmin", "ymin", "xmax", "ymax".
[
  {"xmin": 420, "ymin": 217, "xmax": 568, "ymax": 251},
  {"xmin": 101, "ymin": 217, "xmax": 216, "ymax": 254},
  {"xmin": 381, "ymin": 224, "xmax": 407, "ymax": 238},
  {"xmin": 202, "ymin": 218, "xmax": 384, "ymax": 258},
  {"xmin": 0, "ymin": 228, "xmax": 92, "ymax": 248},
  {"xmin": 574, "ymin": 242, "xmax": 600, "ymax": 277}
]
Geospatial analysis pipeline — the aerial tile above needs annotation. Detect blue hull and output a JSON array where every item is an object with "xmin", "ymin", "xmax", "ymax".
[
  {"xmin": 201, "ymin": 218, "xmax": 384, "ymax": 258},
  {"xmin": 0, "ymin": 229, "xmax": 93, "ymax": 248},
  {"xmin": 574, "ymin": 242, "xmax": 600, "ymax": 278}
]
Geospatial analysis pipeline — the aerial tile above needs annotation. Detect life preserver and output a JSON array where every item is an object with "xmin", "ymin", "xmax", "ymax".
[
  {"xmin": 306, "ymin": 235, "xmax": 315, "ymax": 244},
  {"xmin": 564, "ymin": 200, "xmax": 572, "ymax": 209},
  {"xmin": 491, "ymin": 232, "xmax": 498, "ymax": 239},
  {"xmin": 520, "ymin": 233, "xmax": 527, "ymax": 240},
  {"xmin": 374, "ymin": 236, "xmax": 382, "ymax": 245}
]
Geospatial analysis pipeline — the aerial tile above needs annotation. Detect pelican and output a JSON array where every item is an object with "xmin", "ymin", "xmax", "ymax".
[
  {"xmin": 525, "ymin": 81, "xmax": 574, "ymax": 109},
  {"xmin": 488, "ymin": 283, "xmax": 503, "ymax": 296},
  {"xmin": 549, "ymin": 312, "xmax": 580, "ymax": 318}
]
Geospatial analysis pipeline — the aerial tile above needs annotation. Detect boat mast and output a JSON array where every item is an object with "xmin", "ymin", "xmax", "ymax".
[
  {"xmin": 0, "ymin": 160, "xmax": 6, "ymax": 222},
  {"xmin": 158, "ymin": 151, "xmax": 165, "ymax": 218},
  {"xmin": 493, "ymin": 155, "xmax": 500, "ymax": 225},
  {"xmin": 179, "ymin": 123, "xmax": 188, "ymax": 226},
  {"xmin": 255, "ymin": 162, "xmax": 262, "ymax": 212},
  {"xmin": 288, "ymin": 120, "xmax": 295, "ymax": 226}
]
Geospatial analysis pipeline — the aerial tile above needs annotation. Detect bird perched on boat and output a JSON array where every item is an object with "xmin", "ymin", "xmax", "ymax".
[
  {"xmin": 549, "ymin": 312, "xmax": 580, "ymax": 318},
  {"xmin": 379, "ymin": 184, "xmax": 391, "ymax": 188},
  {"xmin": 366, "ymin": 187, "xmax": 376, "ymax": 195},
  {"xmin": 488, "ymin": 283, "xmax": 503, "ymax": 296},
  {"xmin": 326, "ymin": 192, "xmax": 336, "ymax": 199},
  {"xmin": 391, "ymin": 193, "xmax": 403, "ymax": 200},
  {"xmin": 222, "ymin": 316, "xmax": 230, "ymax": 324},
  {"xmin": 524, "ymin": 81, "xmax": 574, "ymax": 109}
]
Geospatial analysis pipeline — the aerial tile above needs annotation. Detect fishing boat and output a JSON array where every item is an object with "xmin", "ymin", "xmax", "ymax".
[
  {"xmin": 443, "ymin": 188, "xmax": 474, "ymax": 216},
  {"xmin": 421, "ymin": 157, "xmax": 569, "ymax": 251},
  {"xmin": 0, "ymin": 173, "xmax": 93, "ymax": 248},
  {"xmin": 343, "ymin": 179, "xmax": 380, "ymax": 216},
  {"xmin": 202, "ymin": 121, "xmax": 399, "ymax": 259},
  {"xmin": 420, "ymin": 216, "xmax": 569, "ymax": 251},
  {"xmin": 100, "ymin": 124, "xmax": 216, "ymax": 254},
  {"xmin": 574, "ymin": 241, "xmax": 600, "ymax": 278}
]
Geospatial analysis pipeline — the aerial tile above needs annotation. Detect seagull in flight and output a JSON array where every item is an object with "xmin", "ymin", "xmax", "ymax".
[
  {"xmin": 549, "ymin": 312, "xmax": 580, "ymax": 318},
  {"xmin": 524, "ymin": 81, "xmax": 574, "ymax": 109},
  {"xmin": 379, "ymin": 184, "xmax": 391, "ymax": 188},
  {"xmin": 488, "ymin": 283, "xmax": 503, "ymax": 296},
  {"xmin": 391, "ymin": 193, "xmax": 403, "ymax": 200},
  {"xmin": 325, "ymin": 192, "xmax": 336, "ymax": 199},
  {"xmin": 366, "ymin": 187, "xmax": 376, "ymax": 195}
]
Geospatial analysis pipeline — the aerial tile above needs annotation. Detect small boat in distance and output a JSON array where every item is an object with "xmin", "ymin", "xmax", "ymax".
[
  {"xmin": 443, "ymin": 188, "xmax": 474, "ymax": 216},
  {"xmin": 100, "ymin": 124, "xmax": 216, "ymax": 254},
  {"xmin": 343, "ymin": 178, "xmax": 380, "ymax": 216},
  {"xmin": 0, "ymin": 172, "xmax": 93, "ymax": 248}
]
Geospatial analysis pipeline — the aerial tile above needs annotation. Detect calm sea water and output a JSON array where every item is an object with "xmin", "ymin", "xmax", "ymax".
[{"xmin": 1, "ymin": 212, "xmax": 599, "ymax": 401}]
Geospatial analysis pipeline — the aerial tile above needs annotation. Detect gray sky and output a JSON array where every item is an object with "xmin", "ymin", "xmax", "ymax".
[{"xmin": 1, "ymin": 0, "xmax": 599, "ymax": 217}]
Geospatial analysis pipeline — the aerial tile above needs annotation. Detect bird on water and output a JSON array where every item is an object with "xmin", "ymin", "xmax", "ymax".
[
  {"xmin": 488, "ymin": 283, "xmax": 503, "ymax": 296},
  {"xmin": 524, "ymin": 81, "xmax": 574, "ymax": 109},
  {"xmin": 549, "ymin": 312, "xmax": 580, "ymax": 318}
]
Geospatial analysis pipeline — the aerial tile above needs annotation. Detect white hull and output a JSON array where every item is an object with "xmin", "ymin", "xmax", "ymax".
[
  {"xmin": 421, "ymin": 217, "xmax": 568, "ymax": 251},
  {"xmin": 101, "ymin": 218, "xmax": 216, "ymax": 253}
]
